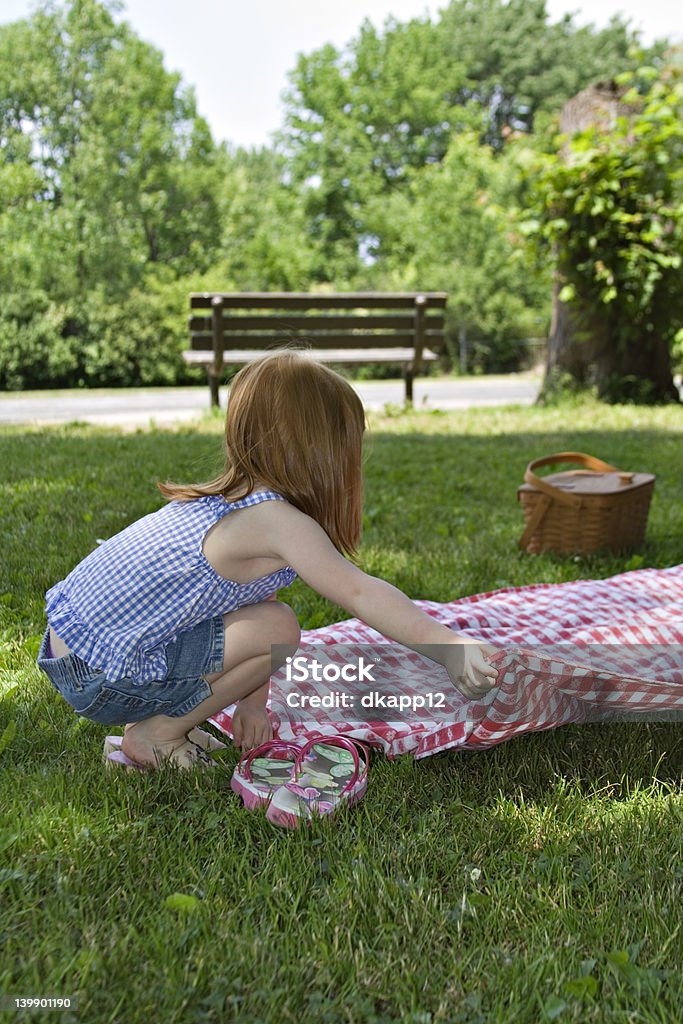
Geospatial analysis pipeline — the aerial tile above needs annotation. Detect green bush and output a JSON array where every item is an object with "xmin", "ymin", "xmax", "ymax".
[
  {"xmin": 79, "ymin": 286, "xmax": 190, "ymax": 388},
  {"xmin": 0, "ymin": 277, "xmax": 212, "ymax": 391},
  {"xmin": 0, "ymin": 291, "xmax": 83, "ymax": 390}
]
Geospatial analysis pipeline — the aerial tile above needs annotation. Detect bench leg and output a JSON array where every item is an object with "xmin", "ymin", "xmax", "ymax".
[
  {"xmin": 404, "ymin": 367, "xmax": 414, "ymax": 405},
  {"xmin": 208, "ymin": 371, "xmax": 221, "ymax": 408}
]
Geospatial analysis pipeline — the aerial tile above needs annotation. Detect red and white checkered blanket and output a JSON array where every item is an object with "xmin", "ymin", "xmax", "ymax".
[{"xmin": 211, "ymin": 564, "xmax": 683, "ymax": 758}]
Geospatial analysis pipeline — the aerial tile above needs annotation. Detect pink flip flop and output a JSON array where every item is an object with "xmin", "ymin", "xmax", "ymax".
[
  {"xmin": 265, "ymin": 736, "xmax": 369, "ymax": 829},
  {"xmin": 230, "ymin": 740, "xmax": 302, "ymax": 809},
  {"xmin": 103, "ymin": 742, "xmax": 151, "ymax": 771}
]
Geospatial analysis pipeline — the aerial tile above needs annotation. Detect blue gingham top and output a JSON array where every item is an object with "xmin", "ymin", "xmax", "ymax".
[{"xmin": 45, "ymin": 490, "xmax": 297, "ymax": 683}]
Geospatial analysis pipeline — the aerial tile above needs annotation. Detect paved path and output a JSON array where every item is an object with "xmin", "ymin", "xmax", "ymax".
[{"xmin": 0, "ymin": 375, "xmax": 541, "ymax": 429}]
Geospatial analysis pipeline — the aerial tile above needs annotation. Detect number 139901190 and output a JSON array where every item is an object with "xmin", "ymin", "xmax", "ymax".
[{"xmin": 0, "ymin": 996, "xmax": 77, "ymax": 1011}]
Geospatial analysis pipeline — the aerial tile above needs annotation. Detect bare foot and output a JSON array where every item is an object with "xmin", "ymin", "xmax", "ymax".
[{"xmin": 122, "ymin": 723, "xmax": 212, "ymax": 769}]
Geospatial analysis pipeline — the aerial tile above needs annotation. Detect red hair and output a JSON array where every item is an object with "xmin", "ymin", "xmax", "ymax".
[{"xmin": 158, "ymin": 350, "xmax": 366, "ymax": 555}]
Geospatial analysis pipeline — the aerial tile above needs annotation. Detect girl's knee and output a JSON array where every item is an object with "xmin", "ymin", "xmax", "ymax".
[
  {"xmin": 207, "ymin": 601, "xmax": 302, "ymax": 690},
  {"xmin": 223, "ymin": 599, "xmax": 301, "ymax": 652},
  {"xmin": 256, "ymin": 601, "xmax": 300, "ymax": 671},
  {"xmin": 264, "ymin": 600, "xmax": 301, "ymax": 649}
]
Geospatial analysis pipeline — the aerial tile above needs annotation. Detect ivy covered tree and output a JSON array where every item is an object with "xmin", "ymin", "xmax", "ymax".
[{"xmin": 527, "ymin": 68, "xmax": 683, "ymax": 403}]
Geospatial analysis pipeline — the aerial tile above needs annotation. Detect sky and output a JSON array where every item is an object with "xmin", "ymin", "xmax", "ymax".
[{"xmin": 1, "ymin": 0, "xmax": 681, "ymax": 149}]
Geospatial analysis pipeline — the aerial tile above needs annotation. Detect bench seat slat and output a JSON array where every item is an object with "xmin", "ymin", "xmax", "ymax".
[
  {"xmin": 190, "ymin": 332, "xmax": 443, "ymax": 350},
  {"xmin": 183, "ymin": 348, "xmax": 440, "ymax": 366}
]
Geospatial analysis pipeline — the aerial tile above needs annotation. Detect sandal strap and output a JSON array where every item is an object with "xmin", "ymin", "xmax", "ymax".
[
  {"xmin": 189, "ymin": 742, "xmax": 214, "ymax": 767},
  {"xmin": 293, "ymin": 735, "xmax": 369, "ymax": 795},
  {"xmin": 237, "ymin": 740, "xmax": 301, "ymax": 781}
]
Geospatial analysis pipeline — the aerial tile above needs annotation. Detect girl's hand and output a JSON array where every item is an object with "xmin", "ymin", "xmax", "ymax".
[
  {"xmin": 232, "ymin": 704, "xmax": 273, "ymax": 750},
  {"xmin": 443, "ymin": 641, "xmax": 498, "ymax": 701}
]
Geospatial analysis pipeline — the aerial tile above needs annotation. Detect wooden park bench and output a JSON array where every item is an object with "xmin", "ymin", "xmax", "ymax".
[{"xmin": 184, "ymin": 292, "xmax": 448, "ymax": 406}]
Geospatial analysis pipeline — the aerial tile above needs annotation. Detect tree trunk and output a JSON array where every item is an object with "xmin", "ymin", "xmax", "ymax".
[{"xmin": 543, "ymin": 278, "xmax": 680, "ymax": 403}]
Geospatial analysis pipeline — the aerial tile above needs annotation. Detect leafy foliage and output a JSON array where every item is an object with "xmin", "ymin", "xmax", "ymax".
[
  {"xmin": 364, "ymin": 132, "xmax": 550, "ymax": 370},
  {"xmin": 0, "ymin": 0, "xmax": 222, "ymax": 296},
  {"xmin": 281, "ymin": 0, "xmax": 647, "ymax": 275},
  {"xmin": 217, "ymin": 147, "xmax": 319, "ymax": 290},
  {"xmin": 0, "ymin": 0, "xmax": 678, "ymax": 389}
]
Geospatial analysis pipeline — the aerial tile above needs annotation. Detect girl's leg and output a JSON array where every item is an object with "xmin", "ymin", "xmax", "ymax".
[{"xmin": 122, "ymin": 601, "xmax": 300, "ymax": 768}]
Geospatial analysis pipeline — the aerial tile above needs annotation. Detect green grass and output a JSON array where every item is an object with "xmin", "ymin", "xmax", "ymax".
[{"xmin": 1, "ymin": 400, "xmax": 682, "ymax": 1023}]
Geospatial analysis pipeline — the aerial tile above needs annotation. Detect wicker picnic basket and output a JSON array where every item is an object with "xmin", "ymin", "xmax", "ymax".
[{"xmin": 518, "ymin": 452, "xmax": 655, "ymax": 554}]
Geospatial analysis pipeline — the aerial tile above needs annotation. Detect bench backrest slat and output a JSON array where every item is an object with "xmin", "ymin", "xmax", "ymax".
[{"xmin": 189, "ymin": 314, "xmax": 445, "ymax": 335}]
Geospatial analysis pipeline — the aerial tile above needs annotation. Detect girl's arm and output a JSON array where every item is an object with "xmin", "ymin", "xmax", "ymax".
[{"xmin": 265, "ymin": 504, "xmax": 497, "ymax": 699}]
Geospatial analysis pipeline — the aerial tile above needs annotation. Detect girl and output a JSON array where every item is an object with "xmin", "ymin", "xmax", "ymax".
[{"xmin": 37, "ymin": 350, "xmax": 496, "ymax": 769}]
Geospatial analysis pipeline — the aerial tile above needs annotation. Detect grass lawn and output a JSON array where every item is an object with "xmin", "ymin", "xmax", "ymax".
[{"xmin": 0, "ymin": 399, "xmax": 682, "ymax": 1023}]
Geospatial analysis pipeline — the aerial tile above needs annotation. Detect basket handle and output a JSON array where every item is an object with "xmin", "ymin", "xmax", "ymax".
[
  {"xmin": 524, "ymin": 452, "xmax": 619, "ymax": 508},
  {"xmin": 518, "ymin": 494, "xmax": 552, "ymax": 551}
]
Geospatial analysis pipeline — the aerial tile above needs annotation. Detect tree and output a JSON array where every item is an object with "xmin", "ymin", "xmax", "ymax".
[
  {"xmin": 436, "ymin": 0, "xmax": 645, "ymax": 145},
  {"xmin": 216, "ymin": 147, "xmax": 318, "ymax": 290},
  {"xmin": 528, "ymin": 68, "xmax": 683, "ymax": 403},
  {"xmin": 281, "ymin": 0, "xmax": 649, "ymax": 270},
  {"xmin": 0, "ymin": 0, "xmax": 222, "ymax": 302},
  {"xmin": 0, "ymin": 0, "xmax": 224, "ymax": 389}
]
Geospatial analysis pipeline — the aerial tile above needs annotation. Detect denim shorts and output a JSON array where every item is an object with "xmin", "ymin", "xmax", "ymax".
[{"xmin": 36, "ymin": 615, "xmax": 225, "ymax": 726}]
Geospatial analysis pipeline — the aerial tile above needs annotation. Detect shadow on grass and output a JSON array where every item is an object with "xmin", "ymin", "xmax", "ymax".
[{"xmin": 1, "ymin": 420, "xmax": 681, "ymax": 634}]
